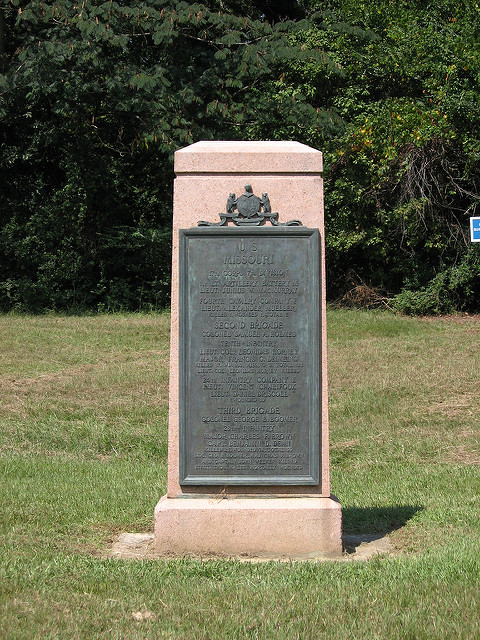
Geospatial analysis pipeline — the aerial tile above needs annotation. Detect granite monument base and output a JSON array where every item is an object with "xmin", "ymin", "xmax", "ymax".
[{"xmin": 155, "ymin": 495, "xmax": 342, "ymax": 558}]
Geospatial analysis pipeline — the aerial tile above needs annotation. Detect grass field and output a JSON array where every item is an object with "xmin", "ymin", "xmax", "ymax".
[{"xmin": 1, "ymin": 310, "xmax": 479, "ymax": 639}]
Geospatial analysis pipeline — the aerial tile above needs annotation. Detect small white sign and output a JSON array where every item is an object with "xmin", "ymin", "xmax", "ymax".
[{"xmin": 470, "ymin": 217, "xmax": 480, "ymax": 242}]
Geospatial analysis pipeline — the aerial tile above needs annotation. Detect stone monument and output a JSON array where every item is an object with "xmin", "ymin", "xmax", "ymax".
[{"xmin": 154, "ymin": 141, "xmax": 342, "ymax": 558}]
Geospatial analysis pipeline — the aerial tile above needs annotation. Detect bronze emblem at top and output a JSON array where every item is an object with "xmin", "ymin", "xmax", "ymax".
[{"xmin": 198, "ymin": 185, "xmax": 302, "ymax": 227}]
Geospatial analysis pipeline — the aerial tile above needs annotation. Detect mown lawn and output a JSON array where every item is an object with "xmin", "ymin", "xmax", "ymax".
[{"xmin": 1, "ymin": 310, "xmax": 479, "ymax": 639}]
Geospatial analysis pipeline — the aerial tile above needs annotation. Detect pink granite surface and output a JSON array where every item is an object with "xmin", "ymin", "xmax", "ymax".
[
  {"xmin": 155, "ymin": 141, "xmax": 341, "ymax": 558},
  {"xmin": 174, "ymin": 141, "xmax": 324, "ymax": 174},
  {"xmin": 155, "ymin": 496, "xmax": 342, "ymax": 558}
]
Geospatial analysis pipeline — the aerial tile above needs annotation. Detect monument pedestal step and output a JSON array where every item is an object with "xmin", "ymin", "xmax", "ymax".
[{"xmin": 154, "ymin": 495, "xmax": 342, "ymax": 559}]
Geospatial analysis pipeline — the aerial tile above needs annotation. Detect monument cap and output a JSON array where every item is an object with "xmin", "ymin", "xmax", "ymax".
[{"xmin": 174, "ymin": 141, "xmax": 323, "ymax": 174}]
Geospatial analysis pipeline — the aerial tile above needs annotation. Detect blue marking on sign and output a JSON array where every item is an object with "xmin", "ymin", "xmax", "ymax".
[{"xmin": 470, "ymin": 217, "xmax": 480, "ymax": 243}]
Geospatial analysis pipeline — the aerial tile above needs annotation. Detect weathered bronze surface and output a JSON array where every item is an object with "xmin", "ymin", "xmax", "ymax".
[
  {"xmin": 179, "ymin": 227, "xmax": 321, "ymax": 485},
  {"xmin": 198, "ymin": 186, "xmax": 302, "ymax": 227}
]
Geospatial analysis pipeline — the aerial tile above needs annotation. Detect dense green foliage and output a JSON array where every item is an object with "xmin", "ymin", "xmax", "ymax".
[
  {"xmin": 0, "ymin": 0, "xmax": 330, "ymax": 310},
  {"xmin": 316, "ymin": 0, "xmax": 480, "ymax": 313},
  {"xmin": 1, "ymin": 0, "xmax": 479, "ymax": 312}
]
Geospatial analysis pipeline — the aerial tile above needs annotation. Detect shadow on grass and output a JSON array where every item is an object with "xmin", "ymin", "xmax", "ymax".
[
  {"xmin": 342, "ymin": 504, "xmax": 422, "ymax": 538},
  {"xmin": 341, "ymin": 505, "xmax": 423, "ymax": 554}
]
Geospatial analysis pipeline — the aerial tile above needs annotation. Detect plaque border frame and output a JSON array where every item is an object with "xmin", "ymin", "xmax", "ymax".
[{"xmin": 179, "ymin": 226, "xmax": 321, "ymax": 486}]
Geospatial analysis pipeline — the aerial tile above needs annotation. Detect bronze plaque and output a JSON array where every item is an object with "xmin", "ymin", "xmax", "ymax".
[{"xmin": 179, "ymin": 227, "xmax": 321, "ymax": 485}]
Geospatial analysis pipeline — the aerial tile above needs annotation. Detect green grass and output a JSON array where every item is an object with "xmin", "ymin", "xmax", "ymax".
[{"xmin": 1, "ymin": 310, "xmax": 480, "ymax": 639}]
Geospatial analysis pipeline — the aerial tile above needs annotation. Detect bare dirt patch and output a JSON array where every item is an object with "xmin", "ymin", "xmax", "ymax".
[
  {"xmin": 332, "ymin": 439, "xmax": 360, "ymax": 450},
  {"xmin": 109, "ymin": 532, "xmax": 394, "ymax": 562},
  {"xmin": 444, "ymin": 445, "xmax": 480, "ymax": 466},
  {"xmin": 427, "ymin": 393, "xmax": 476, "ymax": 419},
  {"xmin": 111, "ymin": 533, "xmax": 157, "ymax": 559}
]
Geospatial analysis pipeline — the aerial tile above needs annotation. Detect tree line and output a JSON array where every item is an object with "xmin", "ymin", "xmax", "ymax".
[{"xmin": 1, "ymin": 0, "xmax": 479, "ymax": 313}]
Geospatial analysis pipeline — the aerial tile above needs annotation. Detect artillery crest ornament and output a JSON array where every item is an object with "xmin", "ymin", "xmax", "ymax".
[{"xmin": 198, "ymin": 185, "xmax": 302, "ymax": 227}]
